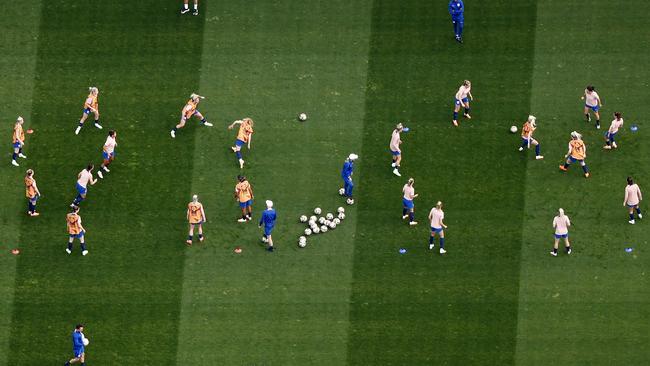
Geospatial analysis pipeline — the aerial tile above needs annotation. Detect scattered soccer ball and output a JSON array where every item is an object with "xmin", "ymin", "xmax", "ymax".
[
  {"xmin": 298, "ymin": 236, "xmax": 307, "ymax": 247},
  {"xmin": 338, "ymin": 213, "xmax": 346, "ymax": 220},
  {"xmin": 333, "ymin": 218, "xmax": 341, "ymax": 225},
  {"xmin": 261, "ymin": 236, "xmax": 268, "ymax": 243},
  {"xmin": 82, "ymin": 338, "xmax": 90, "ymax": 346},
  {"xmin": 318, "ymin": 217, "xmax": 326, "ymax": 224},
  {"xmin": 299, "ymin": 113, "xmax": 307, "ymax": 121},
  {"xmin": 338, "ymin": 188, "xmax": 345, "ymax": 196},
  {"xmin": 510, "ymin": 125, "xmax": 518, "ymax": 133},
  {"xmin": 299, "ymin": 215, "xmax": 308, "ymax": 223},
  {"xmin": 312, "ymin": 226, "xmax": 320, "ymax": 234},
  {"xmin": 346, "ymin": 198, "xmax": 355, "ymax": 205},
  {"xmin": 314, "ymin": 207, "xmax": 322, "ymax": 215},
  {"xmin": 337, "ymin": 207, "xmax": 345, "ymax": 214},
  {"xmin": 326, "ymin": 213, "xmax": 334, "ymax": 220},
  {"xmin": 320, "ymin": 225, "xmax": 328, "ymax": 233},
  {"xmin": 304, "ymin": 228, "xmax": 312, "ymax": 236},
  {"xmin": 329, "ymin": 222, "xmax": 337, "ymax": 229},
  {"xmin": 309, "ymin": 215, "xmax": 317, "ymax": 223}
]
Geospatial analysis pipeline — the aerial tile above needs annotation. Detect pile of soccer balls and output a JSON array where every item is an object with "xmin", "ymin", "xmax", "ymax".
[{"xmin": 297, "ymin": 206, "xmax": 346, "ymax": 248}]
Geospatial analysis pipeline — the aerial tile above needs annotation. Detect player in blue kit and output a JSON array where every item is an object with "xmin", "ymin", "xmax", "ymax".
[
  {"xmin": 64, "ymin": 324, "xmax": 87, "ymax": 366},
  {"xmin": 259, "ymin": 200, "xmax": 277, "ymax": 252},
  {"xmin": 341, "ymin": 153, "xmax": 358, "ymax": 200},
  {"xmin": 449, "ymin": 0, "xmax": 465, "ymax": 43}
]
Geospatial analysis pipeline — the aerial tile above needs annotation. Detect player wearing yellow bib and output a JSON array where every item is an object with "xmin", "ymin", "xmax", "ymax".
[
  {"xmin": 25, "ymin": 169, "xmax": 41, "ymax": 216},
  {"xmin": 75, "ymin": 87, "xmax": 102, "ymax": 135},
  {"xmin": 170, "ymin": 93, "xmax": 213, "ymax": 138},
  {"xmin": 229, "ymin": 118, "xmax": 254, "ymax": 169},
  {"xmin": 65, "ymin": 205, "xmax": 88, "ymax": 256},
  {"xmin": 186, "ymin": 195, "xmax": 206, "ymax": 246},
  {"xmin": 11, "ymin": 116, "xmax": 27, "ymax": 167},
  {"xmin": 559, "ymin": 131, "xmax": 590, "ymax": 178},
  {"xmin": 235, "ymin": 175, "xmax": 254, "ymax": 222},
  {"xmin": 518, "ymin": 115, "xmax": 543, "ymax": 159}
]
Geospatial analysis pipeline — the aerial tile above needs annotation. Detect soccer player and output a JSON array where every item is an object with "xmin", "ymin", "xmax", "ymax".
[
  {"xmin": 341, "ymin": 153, "xmax": 358, "ymax": 199},
  {"xmin": 235, "ymin": 175, "xmax": 254, "ymax": 222},
  {"xmin": 581, "ymin": 85, "xmax": 602, "ymax": 129},
  {"xmin": 75, "ymin": 87, "xmax": 102, "ymax": 135},
  {"xmin": 11, "ymin": 116, "xmax": 27, "ymax": 167},
  {"xmin": 551, "ymin": 208, "xmax": 571, "ymax": 256},
  {"xmin": 180, "ymin": 0, "xmax": 199, "ymax": 16},
  {"xmin": 25, "ymin": 169, "xmax": 41, "ymax": 216},
  {"xmin": 559, "ymin": 131, "xmax": 590, "ymax": 178},
  {"xmin": 97, "ymin": 130, "xmax": 117, "ymax": 179},
  {"xmin": 186, "ymin": 194, "xmax": 206, "ymax": 245},
  {"xmin": 170, "ymin": 93, "xmax": 212, "ymax": 138},
  {"xmin": 64, "ymin": 324, "xmax": 87, "ymax": 366},
  {"xmin": 66, "ymin": 206, "xmax": 88, "ymax": 256},
  {"xmin": 452, "ymin": 80, "xmax": 472, "ymax": 126},
  {"xmin": 71, "ymin": 164, "xmax": 98, "ymax": 207},
  {"xmin": 604, "ymin": 112, "xmax": 624, "ymax": 149},
  {"xmin": 402, "ymin": 178, "xmax": 418, "ymax": 226},
  {"xmin": 259, "ymin": 200, "xmax": 277, "ymax": 252},
  {"xmin": 624, "ymin": 177, "xmax": 643, "ymax": 224},
  {"xmin": 448, "ymin": 0, "xmax": 465, "ymax": 43},
  {"xmin": 390, "ymin": 123, "xmax": 404, "ymax": 176},
  {"xmin": 428, "ymin": 201, "xmax": 448, "ymax": 254},
  {"xmin": 228, "ymin": 118, "xmax": 254, "ymax": 169},
  {"xmin": 518, "ymin": 115, "xmax": 544, "ymax": 159}
]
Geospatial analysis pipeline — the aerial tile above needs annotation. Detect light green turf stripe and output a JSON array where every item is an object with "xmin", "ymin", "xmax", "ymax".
[
  {"xmin": 515, "ymin": 1, "xmax": 650, "ymax": 365},
  {"xmin": 175, "ymin": 1, "xmax": 372, "ymax": 365},
  {"xmin": 0, "ymin": 1, "xmax": 42, "ymax": 364}
]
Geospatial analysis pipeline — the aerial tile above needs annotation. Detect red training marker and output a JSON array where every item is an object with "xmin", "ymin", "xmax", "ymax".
[
  {"xmin": 234, "ymin": 247, "xmax": 242, "ymax": 254},
  {"xmin": 11, "ymin": 249, "xmax": 20, "ymax": 255},
  {"xmin": 26, "ymin": 129, "xmax": 34, "ymax": 134}
]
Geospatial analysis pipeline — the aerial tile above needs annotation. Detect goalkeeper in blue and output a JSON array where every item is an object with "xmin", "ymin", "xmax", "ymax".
[
  {"xmin": 449, "ymin": 0, "xmax": 465, "ymax": 43},
  {"xmin": 341, "ymin": 154, "xmax": 359, "ymax": 199},
  {"xmin": 64, "ymin": 324, "xmax": 87, "ymax": 365},
  {"xmin": 259, "ymin": 200, "xmax": 277, "ymax": 252}
]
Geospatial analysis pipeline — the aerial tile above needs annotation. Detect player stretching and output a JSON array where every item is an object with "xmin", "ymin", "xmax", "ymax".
[
  {"xmin": 71, "ymin": 164, "xmax": 97, "ymax": 207},
  {"xmin": 453, "ymin": 80, "xmax": 472, "ymax": 126},
  {"xmin": 97, "ymin": 130, "xmax": 117, "ymax": 179},
  {"xmin": 235, "ymin": 175, "xmax": 254, "ymax": 222},
  {"xmin": 180, "ymin": 0, "xmax": 199, "ymax": 15},
  {"xmin": 448, "ymin": 0, "xmax": 464, "ymax": 43},
  {"xmin": 64, "ymin": 324, "xmax": 88, "ymax": 366},
  {"xmin": 559, "ymin": 131, "xmax": 590, "ymax": 178},
  {"xmin": 581, "ymin": 85, "xmax": 602, "ymax": 129},
  {"xmin": 390, "ymin": 123, "xmax": 404, "ymax": 176},
  {"xmin": 11, "ymin": 116, "xmax": 27, "ymax": 167},
  {"xmin": 428, "ymin": 201, "xmax": 448, "ymax": 254},
  {"xmin": 259, "ymin": 200, "xmax": 277, "ymax": 252},
  {"xmin": 25, "ymin": 169, "xmax": 41, "ymax": 216},
  {"xmin": 66, "ymin": 206, "xmax": 88, "ymax": 256},
  {"xmin": 341, "ymin": 154, "xmax": 358, "ymax": 201},
  {"xmin": 518, "ymin": 115, "xmax": 543, "ymax": 159},
  {"xmin": 603, "ymin": 112, "xmax": 624, "ymax": 150},
  {"xmin": 551, "ymin": 208, "xmax": 571, "ymax": 256},
  {"xmin": 186, "ymin": 194, "xmax": 206, "ymax": 245},
  {"xmin": 170, "ymin": 93, "xmax": 212, "ymax": 138},
  {"xmin": 402, "ymin": 178, "xmax": 419, "ymax": 226},
  {"xmin": 75, "ymin": 87, "xmax": 102, "ymax": 135},
  {"xmin": 228, "ymin": 118, "xmax": 254, "ymax": 169},
  {"xmin": 624, "ymin": 177, "xmax": 643, "ymax": 224}
]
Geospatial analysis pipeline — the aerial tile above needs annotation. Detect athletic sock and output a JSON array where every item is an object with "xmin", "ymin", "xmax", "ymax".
[
  {"xmin": 198, "ymin": 234, "xmax": 203, "ymax": 240},
  {"xmin": 184, "ymin": 3, "xmax": 188, "ymax": 9},
  {"xmin": 81, "ymin": 243, "xmax": 87, "ymax": 251},
  {"xmin": 95, "ymin": 119, "xmax": 100, "ymax": 124},
  {"xmin": 172, "ymin": 127, "xmax": 177, "ymax": 132},
  {"xmin": 464, "ymin": 107, "xmax": 470, "ymax": 114},
  {"xmin": 28, "ymin": 202, "xmax": 34, "ymax": 213},
  {"xmin": 553, "ymin": 248, "xmax": 558, "ymax": 254},
  {"xmin": 429, "ymin": 236, "xmax": 434, "ymax": 244},
  {"xmin": 235, "ymin": 151, "xmax": 242, "ymax": 159},
  {"xmin": 194, "ymin": 3, "xmax": 198, "ymax": 9},
  {"xmin": 453, "ymin": 111, "xmax": 458, "ymax": 120},
  {"xmin": 535, "ymin": 144, "xmax": 541, "ymax": 155},
  {"xmin": 565, "ymin": 246, "xmax": 571, "ymax": 253},
  {"xmin": 188, "ymin": 235, "xmax": 193, "ymax": 242},
  {"xmin": 563, "ymin": 163, "xmax": 569, "ymax": 169},
  {"xmin": 78, "ymin": 121, "xmax": 84, "ymax": 126},
  {"xmin": 65, "ymin": 362, "xmax": 70, "ymax": 366},
  {"xmin": 630, "ymin": 213, "xmax": 635, "ymax": 220},
  {"xmin": 582, "ymin": 165, "xmax": 589, "ymax": 174},
  {"xmin": 12, "ymin": 153, "xmax": 17, "ymax": 160},
  {"xmin": 439, "ymin": 238, "xmax": 445, "ymax": 249},
  {"xmin": 585, "ymin": 113, "xmax": 589, "ymax": 120},
  {"xmin": 402, "ymin": 208, "xmax": 408, "ymax": 216},
  {"xmin": 67, "ymin": 242, "xmax": 73, "ymax": 251},
  {"xmin": 636, "ymin": 208, "xmax": 642, "ymax": 215},
  {"xmin": 409, "ymin": 212, "xmax": 414, "ymax": 222},
  {"xmin": 200, "ymin": 118, "xmax": 207, "ymax": 124}
]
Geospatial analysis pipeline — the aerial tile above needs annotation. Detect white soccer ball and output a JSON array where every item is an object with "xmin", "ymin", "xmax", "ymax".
[
  {"xmin": 329, "ymin": 222, "xmax": 337, "ymax": 229},
  {"xmin": 314, "ymin": 207, "xmax": 322, "ymax": 215},
  {"xmin": 338, "ymin": 188, "xmax": 345, "ymax": 196},
  {"xmin": 310, "ymin": 222, "xmax": 318, "ymax": 229},
  {"xmin": 298, "ymin": 236, "xmax": 307, "ymax": 247},
  {"xmin": 320, "ymin": 225, "xmax": 328, "ymax": 233},
  {"xmin": 324, "ymin": 220, "xmax": 332, "ymax": 226},
  {"xmin": 337, "ymin": 207, "xmax": 345, "ymax": 214},
  {"xmin": 346, "ymin": 198, "xmax": 354, "ymax": 205},
  {"xmin": 82, "ymin": 338, "xmax": 90, "ymax": 346},
  {"xmin": 338, "ymin": 213, "xmax": 346, "ymax": 220},
  {"xmin": 312, "ymin": 226, "xmax": 320, "ymax": 234},
  {"xmin": 304, "ymin": 228, "xmax": 312, "ymax": 236},
  {"xmin": 299, "ymin": 215, "xmax": 308, "ymax": 223},
  {"xmin": 261, "ymin": 236, "xmax": 268, "ymax": 243},
  {"xmin": 299, "ymin": 113, "xmax": 307, "ymax": 121},
  {"xmin": 510, "ymin": 125, "xmax": 518, "ymax": 133},
  {"xmin": 317, "ymin": 217, "xmax": 324, "ymax": 224},
  {"xmin": 333, "ymin": 218, "xmax": 341, "ymax": 225},
  {"xmin": 326, "ymin": 213, "xmax": 334, "ymax": 220},
  {"xmin": 309, "ymin": 215, "xmax": 317, "ymax": 223}
]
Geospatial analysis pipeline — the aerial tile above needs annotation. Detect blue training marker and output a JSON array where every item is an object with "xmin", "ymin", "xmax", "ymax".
[
  {"xmin": 399, "ymin": 248, "xmax": 407, "ymax": 254},
  {"xmin": 402, "ymin": 127, "xmax": 410, "ymax": 133},
  {"xmin": 630, "ymin": 124, "xmax": 638, "ymax": 132},
  {"xmin": 625, "ymin": 247, "xmax": 633, "ymax": 253}
]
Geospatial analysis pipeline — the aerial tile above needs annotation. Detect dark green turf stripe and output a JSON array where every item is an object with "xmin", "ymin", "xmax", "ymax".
[
  {"xmin": 347, "ymin": 1, "xmax": 537, "ymax": 364},
  {"xmin": 7, "ymin": 2, "xmax": 204, "ymax": 364}
]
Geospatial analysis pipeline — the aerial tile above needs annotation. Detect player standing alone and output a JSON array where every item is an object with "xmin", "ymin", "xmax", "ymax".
[
  {"xmin": 559, "ymin": 131, "xmax": 590, "ymax": 178},
  {"xmin": 453, "ymin": 80, "xmax": 472, "ymax": 126},
  {"xmin": 66, "ymin": 206, "xmax": 88, "ymax": 256},
  {"xmin": 581, "ymin": 85, "xmax": 602, "ymax": 129},
  {"xmin": 180, "ymin": 0, "xmax": 199, "ymax": 16},
  {"xmin": 402, "ymin": 178, "xmax": 418, "ymax": 225},
  {"xmin": 341, "ymin": 154, "xmax": 358, "ymax": 201},
  {"xmin": 75, "ymin": 87, "xmax": 102, "ymax": 135},
  {"xmin": 97, "ymin": 130, "xmax": 117, "ymax": 179},
  {"xmin": 389, "ymin": 123, "xmax": 404, "ymax": 177},
  {"xmin": 228, "ymin": 118, "xmax": 254, "ymax": 169},
  {"xmin": 170, "ymin": 93, "xmax": 212, "ymax": 138},
  {"xmin": 11, "ymin": 116, "xmax": 27, "ymax": 167},
  {"xmin": 71, "ymin": 164, "xmax": 98, "ymax": 206},
  {"xmin": 518, "ymin": 115, "xmax": 543, "ymax": 159},
  {"xmin": 186, "ymin": 194, "xmax": 206, "ymax": 245},
  {"xmin": 551, "ymin": 208, "xmax": 571, "ymax": 256},
  {"xmin": 259, "ymin": 200, "xmax": 277, "ymax": 252},
  {"xmin": 603, "ymin": 112, "xmax": 623, "ymax": 149},
  {"xmin": 64, "ymin": 324, "xmax": 87, "ymax": 366},
  {"xmin": 428, "ymin": 201, "xmax": 448, "ymax": 254},
  {"xmin": 448, "ymin": 0, "xmax": 465, "ymax": 43},
  {"xmin": 24, "ymin": 169, "xmax": 41, "ymax": 216},
  {"xmin": 624, "ymin": 177, "xmax": 643, "ymax": 224}
]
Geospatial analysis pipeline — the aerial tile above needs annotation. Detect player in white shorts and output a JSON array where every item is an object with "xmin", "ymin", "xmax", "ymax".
[
  {"xmin": 551, "ymin": 208, "xmax": 571, "ymax": 256},
  {"xmin": 624, "ymin": 177, "xmax": 643, "ymax": 224},
  {"xmin": 428, "ymin": 201, "xmax": 448, "ymax": 254}
]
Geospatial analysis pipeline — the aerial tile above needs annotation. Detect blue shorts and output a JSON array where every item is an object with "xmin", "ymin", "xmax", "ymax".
[
  {"xmin": 391, "ymin": 149, "xmax": 401, "ymax": 156},
  {"xmin": 521, "ymin": 137, "xmax": 531, "ymax": 145},
  {"xmin": 102, "ymin": 151, "xmax": 115, "ymax": 160},
  {"xmin": 264, "ymin": 225, "xmax": 274, "ymax": 236},
  {"xmin": 605, "ymin": 131, "xmax": 616, "ymax": 140},
  {"xmin": 29, "ymin": 195, "xmax": 39, "ymax": 203},
  {"xmin": 83, "ymin": 108, "xmax": 92, "ymax": 115},
  {"xmin": 13, "ymin": 141, "xmax": 21, "ymax": 149},
  {"xmin": 402, "ymin": 198, "xmax": 414, "ymax": 209},
  {"xmin": 239, "ymin": 200, "xmax": 252, "ymax": 208},
  {"xmin": 235, "ymin": 139, "xmax": 245, "ymax": 147},
  {"xmin": 454, "ymin": 97, "xmax": 469, "ymax": 106},
  {"xmin": 585, "ymin": 104, "xmax": 599, "ymax": 112},
  {"xmin": 567, "ymin": 156, "xmax": 584, "ymax": 164},
  {"xmin": 69, "ymin": 230, "xmax": 85, "ymax": 239},
  {"xmin": 431, "ymin": 227, "xmax": 443, "ymax": 233},
  {"xmin": 627, "ymin": 203, "xmax": 638, "ymax": 208},
  {"xmin": 76, "ymin": 183, "xmax": 87, "ymax": 195},
  {"xmin": 554, "ymin": 233, "xmax": 568, "ymax": 239}
]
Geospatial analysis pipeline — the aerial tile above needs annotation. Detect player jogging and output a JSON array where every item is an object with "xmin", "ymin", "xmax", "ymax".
[
  {"xmin": 259, "ymin": 200, "xmax": 277, "ymax": 252},
  {"xmin": 341, "ymin": 153, "xmax": 358, "ymax": 200},
  {"xmin": 518, "ymin": 115, "xmax": 544, "ymax": 159},
  {"xmin": 11, "ymin": 116, "xmax": 27, "ymax": 167},
  {"xmin": 448, "ymin": 0, "xmax": 465, "ymax": 43},
  {"xmin": 97, "ymin": 130, "xmax": 117, "ymax": 179},
  {"xmin": 559, "ymin": 131, "xmax": 590, "ymax": 178},
  {"xmin": 180, "ymin": 0, "xmax": 199, "ymax": 15},
  {"xmin": 624, "ymin": 177, "xmax": 643, "ymax": 224},
  {"xmin": 170, "ymin": 93, "xmax": 212, "ymax": 138},
  {"xmin": 428, "ymin": 201, "xmax": 448, "ymax": 254},
  {"xmin": 75, "ymin": 87, "xmax": 102, "ymax": 135},
  {"xmin": 604, "ymin": 112, "xmax": 623, "ymax": 149},
  {"xmin": 71, "ymin": 164, "xmax": 98, "ymax": 207},
  {"xmin": 25, "ymin": 169, "xmax": 41, "ymax": 216},
  {"xmin": 390, "ymin": 123, "xmax": 404, "ymax": 176},
  {"xmin": 228, "ymin": 118, "xmax": 254, "ymax": 169},
  {"xmin": 402, "ymin": 178, "xmax": 419, "ymax": 226},
  {"xmin": 453, "ymin": 80, "xmax": 472, "ymax": 126},
  {"xmin": 186, "ymin": 194, "xmax": 206, "ymax": 245},
  {"xmin": 551, "ymin": 208, "xmax": 571, "ymax": 256},
  {"xmin": 581, "ymin": 85, "xmax": 602, "ymax": 129},
  {"xmin": 63, "ymin": 324, "xmax": 88, "ymax": 366},
  {"xmin": 66, "ymin": 206, "xmax": 88, "ymax": 256},
  {"xmin": 235, "ymin": 175, "xmax": 254, "ymax": 222}
]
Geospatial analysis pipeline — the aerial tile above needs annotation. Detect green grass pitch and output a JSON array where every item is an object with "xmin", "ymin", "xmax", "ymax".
[{"xmin": 0, "ymin": 0, "xmax": 649, "ymax": 365}]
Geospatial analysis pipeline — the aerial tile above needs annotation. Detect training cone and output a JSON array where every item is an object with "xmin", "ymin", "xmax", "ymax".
[
  {"xmin": 11, "ymin": 249, "xmax": 20, "ymax": 255},
  {"xmin": 234, "ymin": 247, "xmax": 242, "ymax": 254}
]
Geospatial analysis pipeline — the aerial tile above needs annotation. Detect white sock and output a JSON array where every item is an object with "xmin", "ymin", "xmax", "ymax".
[
  {"xmin": 184, "ymin": 4, "xmax": 189, "ymax": 9},
  {"xmin": 194, "ymin": 4, "xmax": 198, "ymax": 9}
]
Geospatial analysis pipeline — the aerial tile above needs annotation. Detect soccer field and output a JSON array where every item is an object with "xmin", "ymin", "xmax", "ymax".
[{"xmin": 1, "ymin": 1, "xmax": 649, "ymax": 365}]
